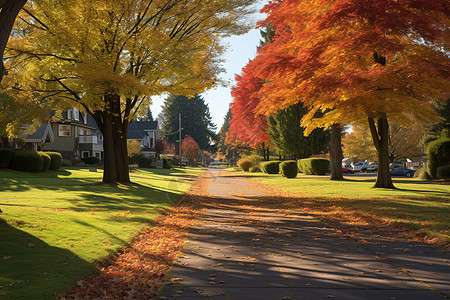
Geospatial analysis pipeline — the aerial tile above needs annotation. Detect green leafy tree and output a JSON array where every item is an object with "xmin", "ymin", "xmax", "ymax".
[
  {"xmin": 216, "ymin": 108, "xmax": 232, "ymax": 156},
  {"xmin": 267, "ymin": 103, "xmax": 329, "ymax": 159},
  {"xmin": 423, "ymin": 99, "xmax": 450, "ymax": 145},
  {"xmin": 160, "ymin": 94, "xmax": 217, "ymax": 150}
]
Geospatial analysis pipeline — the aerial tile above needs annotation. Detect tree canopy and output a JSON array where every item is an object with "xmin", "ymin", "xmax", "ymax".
[
  {"xmin": 160, "ymin": 94, "xmax": 216, "ymax": 150},
  {"xmin": 4, "ymin": 0, "xmax": 257, "ymax": 183},
  {"xmin": 247, "ymin": 0, "xmax": 449, "ymax": 188}
]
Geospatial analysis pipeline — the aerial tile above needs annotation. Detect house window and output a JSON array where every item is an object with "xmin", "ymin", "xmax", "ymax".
[
  {"xmin": 73, "ymin": 108, "xmax": 80, "ymax": 121},
  {"xmin": 98, "ymin": 134, "xmax": 103, "ymax": 141},
  {"xmin": 67, "ymin": 109, "xmax": 72, "ymax": 120},
  {"xmin": 58, "ymin": 125, "xmax": 71, "ymax": 137},
  {"xmin": 83, "ymin": 112, "xmax": 88, "ymax": 124},
  {"xmin": 95, "ymin": 152, "xmax": 100, "ymax": 158},
  {"xmin": 82, "ymin": 151, "xmax": 90, "ymax": 158}
]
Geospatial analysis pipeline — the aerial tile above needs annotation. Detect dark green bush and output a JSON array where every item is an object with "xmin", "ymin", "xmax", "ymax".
[
  {"xmin": 413, "ymin": 167, "xmax": 431, "ymax": 180},
  {"xmin": 280, "ymin": 160, "xmax": 298, "ymax": 178},
  {"xmin": 427, "ymin": 138, "xmax": 450, "ymax": 179},
  {"xmin": 82, "ymin": 156, "xmax": 100, "ymax": 165},
  {"xmin": 436, "ymin": 164, "xmax": 450, "ymax": 179},
  {"xmin": 260, "ymin": 161, "xmax": 281, "ymax": 174},
  {"xmin": 237, "ymin": 158, "xmax": 253, "ymax": 172},
  {"xmin": 44, "ymin": 152, "xmax": 62, "ymax": 171},
  {"xmin": 298, "ymin": 158, "xmax": 329, "ymax": 175},
  {"xmin": 38, "ymin": 152, "xmax": 51, "ymax": 171},
  {"xmin": 62, "ymin": 159, "xmax": 72, "ymax": 167},
  {"xmin": 0, "ymin": 148, "xmax": 15, "ymax": 168},
  {"xmin": 10, "ymin": 150, "xmax": 43, "ymax": 173},
  {"xmin": 162, "ymin": 158, "xmax": 172, "ymax": 169},
  {"xmin": 130, "ymin": 154, "xmax": 153, "ymax": 168}
]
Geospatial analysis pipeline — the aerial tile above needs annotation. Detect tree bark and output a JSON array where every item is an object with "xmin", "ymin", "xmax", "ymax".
[
  {"xmin": 92, "ymin": 94, "xmax": 131, "ymax": 184},
  {"xmin": 329, "ymin": 123, "xmax": 344, "ymax": 180},
  {"xmin": 0, "ymin": 0, "xmax": 27, "ymax": 81},
  {"xmin": 368, "ymin": 115, "xmax": 395, "ymax": 188}
]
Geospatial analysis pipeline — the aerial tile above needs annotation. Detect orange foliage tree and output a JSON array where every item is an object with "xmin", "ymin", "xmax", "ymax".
[
  {"xmin": 229, "ymin": 55, "xmax": 271, "ymax": 153},
  {"xmin": 253, "ymin": 0, "xmax": 449, "ymax": 188}
]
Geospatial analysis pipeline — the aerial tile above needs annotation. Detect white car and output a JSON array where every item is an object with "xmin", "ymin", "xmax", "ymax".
[
  {"xmin": 352, "ymin": 161, "xmax": 369, "ymax": 172},
  {"xmin": 366, "ymin": 162, "xmax": 378, "ymax": 172}
]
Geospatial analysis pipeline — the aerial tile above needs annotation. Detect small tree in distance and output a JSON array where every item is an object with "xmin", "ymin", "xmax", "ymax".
[{"xmin": 182, "ymin": 136, "xmax": 199, "ymax": 166}]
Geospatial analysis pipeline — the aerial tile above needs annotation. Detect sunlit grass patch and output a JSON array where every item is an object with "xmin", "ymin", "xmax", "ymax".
[
  {"xmin": 0, "ymin": 167, "xmax": 202, "ymax": 300},
  {"xmin": 232, "ymin": 170, "xmax": 450, "ymax": 244}
]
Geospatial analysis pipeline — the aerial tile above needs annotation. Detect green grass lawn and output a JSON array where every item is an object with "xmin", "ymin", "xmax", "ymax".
[
  {"xmin": 0, "ymin": 167, "xmax": 203, "ymax": 300},
  {"xmin": 232, "ymin": 171, "xmax": 450, "ymax": 243}
]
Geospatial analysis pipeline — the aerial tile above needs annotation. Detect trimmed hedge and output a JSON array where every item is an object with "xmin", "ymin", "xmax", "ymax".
[
  {"xmin": 82, "ymin": 156, "xmax": 100, "ymax": 165},
  {"xmin": 280, "ymin": 160, "xmax": 298, "ymax": 178},
  {"xmin": 0, "ymin": 148, "xmax": 15, "ymax": 168},
  {"xmin": 10, "ymin": 150, "xmax": 43, "ymax": 173},
  {"xmin": 260, "ymin": 161, "xmax": 281, "ymax": 174},
  {"xmin": 237, "ymin": 158, "xmax": 253, "ymax": 172},
  {"xmin": 130, "ymin": 153, "xmax": 153, "ymax": 168},
  {"xmin": 427, "ymin": 138, "xmax": 450, "ymax": 179},
  {"xmin": 436, "ymin": 164, "xmax": 450, "ymax": 179},
  {"xmin": 298, "ymin": 158, "xmax": 329, "ymax": 175},
  {"xmin": 38, "ymin": 152, "xmax": 51, "ymax": 171},
  {"xmin": 44, "ymin": 152, "xmax": 62, "ymax": 171}
]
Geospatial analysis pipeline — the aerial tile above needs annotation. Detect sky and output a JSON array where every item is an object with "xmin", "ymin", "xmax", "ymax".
[{"xmin": 150, "ymin": 3, "xmax": 267, "ymax": 132}]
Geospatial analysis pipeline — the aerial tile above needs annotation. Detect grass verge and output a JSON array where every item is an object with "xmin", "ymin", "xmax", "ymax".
[
  {"xmin": 230, "ymin": 171, "xmax": 450, "ymax": 244},
  {"xmin": 0, "ymin": 167, "xmax": 203, "ymax": 300}
]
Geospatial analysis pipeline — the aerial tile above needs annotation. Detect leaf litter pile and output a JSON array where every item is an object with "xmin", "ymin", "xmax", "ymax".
[{"xmin": 59, "ymin": 175, "xmax": 208, "ymax": 300}]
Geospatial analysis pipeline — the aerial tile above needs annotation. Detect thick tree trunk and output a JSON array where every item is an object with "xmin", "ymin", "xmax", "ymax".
[
  {"xmin": 92, "ymin": 94, "xmax": 131, "ymax": 184},
  {"xmin": 329, "ymin": 123, "xmax": 344, "ymax": 180},
  {"xmin": 368, "ymin": 115, "xmax": 395, "ymax": 189},
  {"xmin": 0, "ymin": 0, "xmax": 27, "ymax": 81}
]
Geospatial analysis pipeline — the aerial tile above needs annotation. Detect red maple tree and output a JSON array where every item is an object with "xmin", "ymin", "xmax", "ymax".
[
  {"xmin": 228, "ymin": 56, "xmax": 271, "ymax": 149},
  {"xmin": 252, "ymin": 0, "xmax": 449, "ymax": 188}
]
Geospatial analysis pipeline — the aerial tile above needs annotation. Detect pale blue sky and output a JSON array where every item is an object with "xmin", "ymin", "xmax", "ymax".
[{"xmin": 151, "ymin": 4, "xmax": 267, "ymax": 132}]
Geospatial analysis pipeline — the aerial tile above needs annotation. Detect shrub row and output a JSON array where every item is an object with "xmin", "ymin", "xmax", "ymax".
[
  {"xmin": 0, "ymin": 149, "xmax": 62, "ymax": 172},
  {"xmin": 129, "ymin": 153, "xmax": 153, "ymax": 168},
  {"xmin": 298, "ymin": 158, "xmax": 329, "ymax": 175},
  {"xmin": 261, "ymin": 161, "xmax": 281, "ymax": 174},
  {"xmin": 82, "ymin": 156, "xmax": 101, "ymax": 165},
  {"xmin": 427, "ymin": 138, "xmax": 450, "ymax": 179}
]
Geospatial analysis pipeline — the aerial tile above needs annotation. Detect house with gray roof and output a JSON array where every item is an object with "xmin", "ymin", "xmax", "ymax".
[{"xmin": 127, "ymin": 120, "xmax": 160, "ymax": 157}]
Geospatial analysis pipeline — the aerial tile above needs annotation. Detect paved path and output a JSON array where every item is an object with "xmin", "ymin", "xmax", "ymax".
[{"xmin": 162, "ymin": 166, "xmax": 450, "ymax": 300}]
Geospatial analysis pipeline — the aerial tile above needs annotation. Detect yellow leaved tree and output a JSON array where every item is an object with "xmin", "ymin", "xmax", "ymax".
[{"xmin": 4, "ymin": 0, "xmax": 257, "ymax": 183}]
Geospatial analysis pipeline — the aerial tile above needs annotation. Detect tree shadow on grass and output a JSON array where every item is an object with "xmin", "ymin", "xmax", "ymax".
[{"xmin": 0, "ymin": 218, "xmax": 95, "ymax": 300}]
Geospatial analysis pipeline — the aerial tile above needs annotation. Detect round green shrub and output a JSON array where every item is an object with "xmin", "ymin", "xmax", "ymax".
[
  {"xmin": 62, "ymin": 159, "xmax": 72, "ymax": 167},
  {"xmin": 82, "ymin": 156, "xmax": 101, "ymax": 165},
  {"xmin": 260, "ymin": 161, "xmax": 281, "ymax": 174},
  {"xmin": 237, "ymin": 158, "xmax": 253, "ymax": 172},
  {"xmin": 249, "ymin": 165, "xmax": 261, "ymax": 173},
  {"xmin": 0, "ymin": 148, "xmax": 15, "ymax": 168},
  {"xmin": 38, "ymin": 152, "xmax": 51, "ymax": 171},
  {"xmin": 427, "ymin": 138, "xmax": 450, "ymax": 179},
  {"xmin": 298, "ymin": 158, "xmax": 329, "ymax": 175},
  {"xmin": 10, "ymin": 150, "xmax": 43, "ymax": 173},
  {"xmin": 413, "ymin": 167, "xmax": 431, "ymax": 180},
  {"xmin": 44, "ymin": 152, "xmax": 62, "ymax": 171},
  {"xmin": 280, "ymin": 160, "xmax": 298, "ymax": 178},
  {"xmin": 436, "ymin": 164, "xmax": 450, "ymax": 179}
]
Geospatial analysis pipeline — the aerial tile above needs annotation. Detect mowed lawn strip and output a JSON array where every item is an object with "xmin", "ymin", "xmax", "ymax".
[
  {"xmin": 232, "ymin": 171, "xmax": 450, "ymax": 244},
  {"xmin": 0, "ymin": 167, "xmax": 203, "ymax": 300}
]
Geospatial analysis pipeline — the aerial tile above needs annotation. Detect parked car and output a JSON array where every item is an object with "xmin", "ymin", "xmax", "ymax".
[
  {"xmin": 390, "ymin": 161, "xmax": 405, "ymax": 169},
  {"xmin": 342, "ymin": 167, "xmax": 354, "ymax": 174},
  {"xmin": 352, "ymin": 161, "xmax": 369, "ymax": 172},
  {"xmin": 390, "ymin": 168, "xmax": 416, "ymax": 177},
  {"xmin": 366, "ymin": 162, "xmax": 378, "ymax": 172}
]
